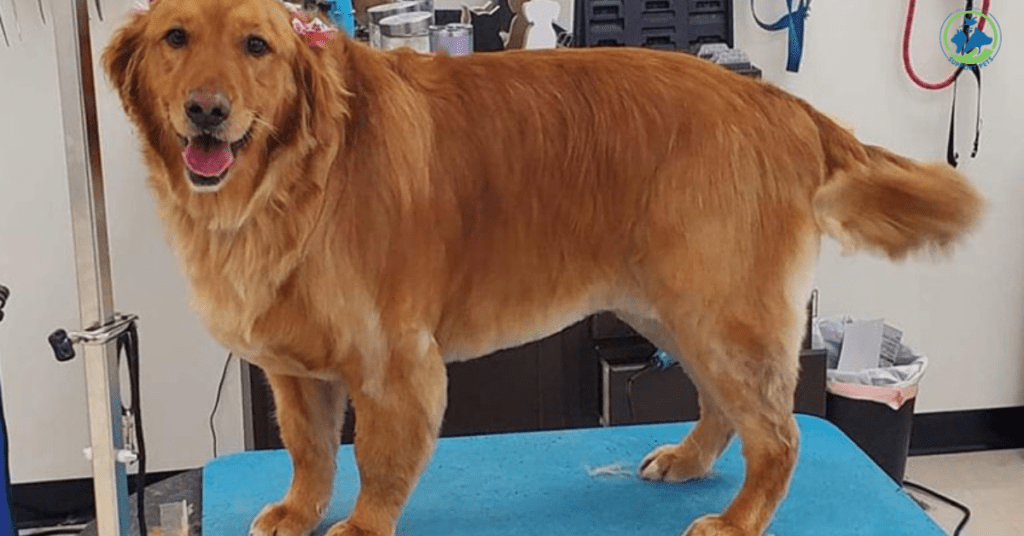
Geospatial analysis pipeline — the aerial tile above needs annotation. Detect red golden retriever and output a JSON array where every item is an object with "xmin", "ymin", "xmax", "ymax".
[{"xmin": 103, "ymin": 1, "xmax": 983, "ymax": 534}]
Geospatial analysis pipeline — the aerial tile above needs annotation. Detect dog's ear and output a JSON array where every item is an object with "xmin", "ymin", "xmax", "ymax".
[
  {"xmin": 291, "ymin": 41, "xmax": 349, "ymax": 145},
  {"xmin": 102, "ymin": 13, "xmax": 149, "ymax": 123}
]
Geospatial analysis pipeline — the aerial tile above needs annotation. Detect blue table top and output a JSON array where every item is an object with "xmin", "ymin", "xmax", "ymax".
[{"xmin": 204, "ymin": 415, "xmax": 943, "ymax": 536}]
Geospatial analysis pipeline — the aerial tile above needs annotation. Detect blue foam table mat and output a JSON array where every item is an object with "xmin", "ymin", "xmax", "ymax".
[{"xmin": 204, "ymin": 415, "xmax": 943, "ymax": 535}]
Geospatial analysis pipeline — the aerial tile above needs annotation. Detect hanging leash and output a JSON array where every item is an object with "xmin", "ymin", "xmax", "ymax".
[
  {"xmin": 903, "ymin": 0, "xmax": 990, "ymax": 167},
  {"xmin": 49, "ymin": 315, "xmax": 147, "ymax": 536},
  {"xmin": 902, "ymin": 0, "xmax": 988, "ymax": 90},
  {"xmin": 751, "ymin": 0, "xmax": 810, "ymax": 73},
  {"xmin": 116, "ymin": 323, "xmax": 147, "ymax": 536},
  {"xmin": 945, "ymin": 64, "xmax": 982, "ymax": 168}
]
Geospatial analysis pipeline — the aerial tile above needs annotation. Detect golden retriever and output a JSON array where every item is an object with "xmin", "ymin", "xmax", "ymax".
[{"xmin": 103, "ymin": 1, "xmax": 983, "ymax": 535}]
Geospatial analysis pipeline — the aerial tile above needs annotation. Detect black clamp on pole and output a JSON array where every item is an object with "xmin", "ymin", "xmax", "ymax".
[{"xmin": 48, "ymin": 313, "xmax": 139, "ymax": 362}]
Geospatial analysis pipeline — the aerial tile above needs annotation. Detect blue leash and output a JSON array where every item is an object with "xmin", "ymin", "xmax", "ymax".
[{"xmin": 751, "ymin": 0, "xmax": 810, "ymax": 73}]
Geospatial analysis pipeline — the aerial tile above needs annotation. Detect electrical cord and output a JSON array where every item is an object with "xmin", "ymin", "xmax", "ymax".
[
  {"xmin": 903, "ymin": 480, "xmax": 971, "ymax": 536},
  {"xmin": 210, "ymin": 353, "xmax": 234, "ymax": 458},
  {"xmin": 625, "ymin": 351, "xmax": 680, "ymax": 422},
  {"xmin": 624, "ymin": 367, "xmax": 645, "ymax": 422}
]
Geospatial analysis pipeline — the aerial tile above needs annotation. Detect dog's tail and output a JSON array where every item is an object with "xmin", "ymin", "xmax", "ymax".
[{"xmin": 806, "ymin": 107, "xmax": 984, "ymax": 260}]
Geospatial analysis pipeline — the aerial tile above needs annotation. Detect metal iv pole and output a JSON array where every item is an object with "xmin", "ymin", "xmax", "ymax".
[{"xmin": 48, "ymin": 1, "xmax": 135, "ymax": 535}]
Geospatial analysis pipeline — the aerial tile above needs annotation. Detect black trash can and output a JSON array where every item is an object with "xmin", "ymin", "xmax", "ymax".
[
  {"xmin": 815, "ymin": 316, "xmax": 927, "ymax": 484},
  {"xmin": 826, "ymin": 391, "xmax": 917, "ymax": 483}
]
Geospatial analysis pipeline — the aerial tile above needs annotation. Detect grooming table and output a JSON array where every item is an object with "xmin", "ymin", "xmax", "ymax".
[{"xmin": 203, "ymin": 415, "xmax": 943, "ymax": 536}]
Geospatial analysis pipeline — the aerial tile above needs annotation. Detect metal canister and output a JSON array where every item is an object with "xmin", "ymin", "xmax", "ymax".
[
  {"xmin": 413, "ymin": 0, "xmax": 435, "ymax": 22},
  {"xmin": 367, "ymin": 0, "xmax": 421, "ymax": 48},
  {"xmin": 378, "ymin": 11, "xmax": 433, "ymax": 53},
  {"xmin": 430, "ymin": 23, "xmax": 473, "ymax": 56}
]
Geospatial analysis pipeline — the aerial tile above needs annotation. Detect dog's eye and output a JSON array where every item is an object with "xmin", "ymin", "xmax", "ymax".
[
  {"xmin": 165, "ymin": 28, "xmax": 188, "ymax": 48},
  {"xmin": 245, "ymin": 36, "xmax": 270, "ymax": 57}
]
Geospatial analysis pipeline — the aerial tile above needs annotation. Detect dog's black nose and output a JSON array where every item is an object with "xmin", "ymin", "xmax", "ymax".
[{"xmin": 185, "ymin": 89, "xmax": 231, "ymax": 131}]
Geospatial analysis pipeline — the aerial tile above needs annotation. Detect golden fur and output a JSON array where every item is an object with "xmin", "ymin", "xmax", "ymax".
[{"xmin": 103, "ymin": 1, "xmax": 983, "ymax": 535}]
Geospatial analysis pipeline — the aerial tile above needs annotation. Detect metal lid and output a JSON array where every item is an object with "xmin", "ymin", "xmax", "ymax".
[
  {"xmin": 379, "ymin": 11, "xmax": 432, "ymax": 37},
  {"xmin": 431, "ymin": 23, "xmax": 472, "ymax": 37},
  {"xmin": 368, "ymin": 1, "xmax": 420, "ymax": 24}
]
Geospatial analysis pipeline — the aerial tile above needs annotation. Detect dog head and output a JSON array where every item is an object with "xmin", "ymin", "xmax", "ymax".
[{"xmin": 103, "ymin": 0, "xmax": 347, "ymax": 221}]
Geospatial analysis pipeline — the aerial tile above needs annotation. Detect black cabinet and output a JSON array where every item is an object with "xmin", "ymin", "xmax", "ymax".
[
  {"xmin": 245, "ymin": 319, "xmax": 601, "ymax": 449},
  {"xmin": 441, "ymin": 320, "xmax": 599, "ymax": 437}
]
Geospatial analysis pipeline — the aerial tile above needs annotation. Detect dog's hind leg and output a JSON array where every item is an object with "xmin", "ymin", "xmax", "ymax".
[
  {"xmin": 642, "ymin": 301, "xmax": 803, "ymax": 536},
  {"xmin": 685, "ymin": 329, "xmax": 800, "ymax": 536},
  {"xmin": 250, "ymin": 374, "xmax": 349, "ymax": 536},
  {"xmin": 327, "ymin": 332, "xmax": 448, "ymax": 536},
  {"xmin": 613, "ymin": 311, "xmax": 735, "ymax": 482}
]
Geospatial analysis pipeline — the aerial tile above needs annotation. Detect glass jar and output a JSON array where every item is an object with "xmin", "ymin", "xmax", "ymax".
[
  {"xmin": 367, "ymin": 0, "xmax": 421, "ymax": 49},
  {"xmin": 379, "ymin": 12, "xmax": 433, "ymax": 53},
  {"xmin": 430, "ymin": 23, "xmax": 473, "ymax": 56}
]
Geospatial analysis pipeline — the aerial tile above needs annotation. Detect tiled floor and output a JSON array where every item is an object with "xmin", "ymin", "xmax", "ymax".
[{"xmin": 904, "ymin": 449, "xmax": 1024, "ymax": 536}]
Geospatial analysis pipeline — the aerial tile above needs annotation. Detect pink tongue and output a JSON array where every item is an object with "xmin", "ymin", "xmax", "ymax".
[{"xmin": 183, "ymin": 141, "xmax": 233, "ymax": 177}]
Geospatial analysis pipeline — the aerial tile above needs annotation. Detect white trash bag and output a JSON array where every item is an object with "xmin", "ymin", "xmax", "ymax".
[{"xmin": 812, "ymin": 316, "xmax": 928, "ymax": 411}]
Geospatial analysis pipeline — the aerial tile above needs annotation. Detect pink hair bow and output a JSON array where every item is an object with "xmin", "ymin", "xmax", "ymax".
[
  {"xmin": 283, "ymin": 3, "xmax": 338, "ymax": 48},
  {"xmin": 291, "ymin": 15, "xmax": 339, "ymax": 48}
]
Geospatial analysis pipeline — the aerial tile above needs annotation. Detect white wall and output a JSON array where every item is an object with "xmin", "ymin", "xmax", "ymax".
[
  {"xmin": 734, "ymin": 1, "xmax": 1024, "ymax": 411},
  {"xmin": 0, "ymin": 0, "xmax": 246, "ymax": 483},
  {"xmin": 0, "ymin": 0, "xmax": 1020, "ymax": 484}
]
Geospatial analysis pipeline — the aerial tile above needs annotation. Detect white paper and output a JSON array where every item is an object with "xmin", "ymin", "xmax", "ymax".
[{"xmin": 837, "ymin": 319, "xmax": 885, "ymax": 372}]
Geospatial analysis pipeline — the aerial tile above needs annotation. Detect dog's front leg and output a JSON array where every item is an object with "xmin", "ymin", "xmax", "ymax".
[
  {"xmin": 326, "ymin": 333, "xmax": 448, "ymax": 536},
  {"xmin": 250, "ymin": 373, "xmax": 348, "ymax": 536}
]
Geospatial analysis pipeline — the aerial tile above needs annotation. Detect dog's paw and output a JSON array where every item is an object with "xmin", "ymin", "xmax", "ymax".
[
  {"xmin": 682, "ymin": 515, "xmax": 752, "ymax": 536},
  {"xmin": 323, "ymin": 519, "xmax": 389, "ymax": 536},
  {"xmin": 249, "ymin": 502, "xmax": 321, "ymax": 536},
  {"xmin": 638, "ymin": 444, "xmax": 711, "ymax": 482}
]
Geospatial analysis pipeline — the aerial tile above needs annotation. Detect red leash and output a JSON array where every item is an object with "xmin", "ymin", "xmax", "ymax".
[{"xmin": 902, "ymin": 0, "xmax": 989, "ymax": 90}]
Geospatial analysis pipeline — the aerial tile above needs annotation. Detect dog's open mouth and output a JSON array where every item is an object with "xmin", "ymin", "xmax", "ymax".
[{"xmin": 180, "ymin": 131, "xmax": 252, "ymax": 189}]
